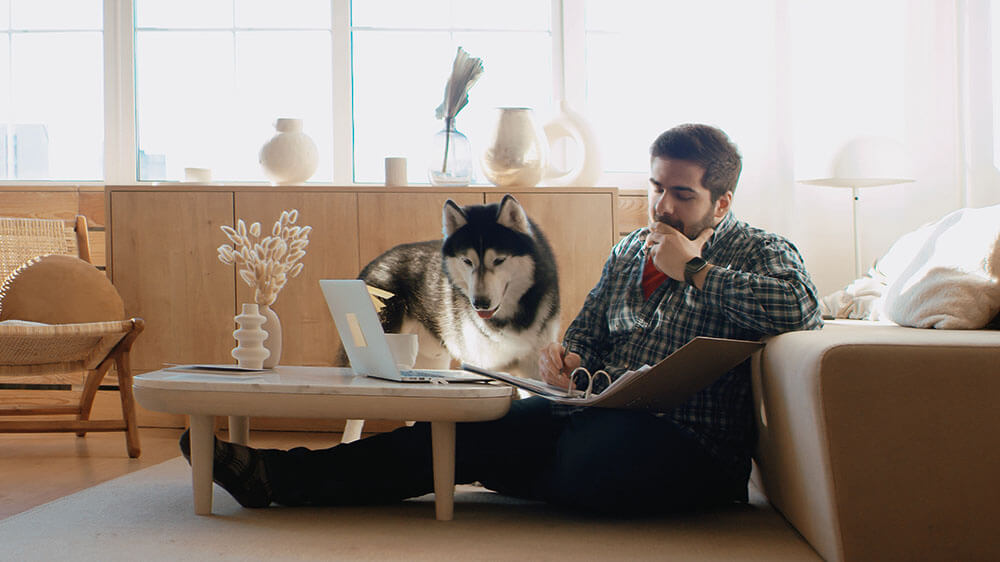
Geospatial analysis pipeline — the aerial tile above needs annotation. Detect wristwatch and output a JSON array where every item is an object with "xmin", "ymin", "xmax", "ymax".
[{"xmin": 684, "ymin": 256, "xmax": 709, "ymax": 286}]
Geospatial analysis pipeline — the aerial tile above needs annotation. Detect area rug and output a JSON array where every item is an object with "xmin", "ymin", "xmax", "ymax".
[{"xmin": 0, "ymin": 457, "xmax": 819, "ymax": 561}]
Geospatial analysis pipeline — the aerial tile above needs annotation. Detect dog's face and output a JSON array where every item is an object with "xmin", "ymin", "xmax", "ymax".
[{"xmin": 441, "ymin": 195, "xmax": 537, "ymax": 320}]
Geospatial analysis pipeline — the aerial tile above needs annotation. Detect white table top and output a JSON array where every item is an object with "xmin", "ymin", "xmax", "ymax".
[{"xmin": 134, "ymin": 365, "xmax": 513, "ymax": 399}]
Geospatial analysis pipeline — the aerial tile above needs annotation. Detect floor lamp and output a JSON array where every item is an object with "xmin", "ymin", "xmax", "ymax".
[{"xmin": 799, "ymin": 136, "xmax": 914, "ymax": 280}]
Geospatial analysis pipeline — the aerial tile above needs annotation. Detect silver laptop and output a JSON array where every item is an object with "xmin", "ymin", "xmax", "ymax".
[{"xmin": 319, "ymin": 279, "xmax": 488, "ymax": 383}]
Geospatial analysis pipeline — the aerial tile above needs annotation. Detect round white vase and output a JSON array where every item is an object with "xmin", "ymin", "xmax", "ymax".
[
  {"xmin": 481, "ymin": 107, "xmax": 549, "ymax": 188},
  {"xmin": 232, "ymin": 303, "xmax": 269, "ymax": 369},
  {"xmin": 260, "ymin": 304, "xmax": 282, "ymax": 368},
  {"xmin": 259, "ymin": 118, "xmax": 319, "ymax": 185}
]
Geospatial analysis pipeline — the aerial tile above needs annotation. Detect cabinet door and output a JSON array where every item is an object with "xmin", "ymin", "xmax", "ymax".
[
  {"xmin": 110, "ymin": 191, "xmax": 235, "ymax": 372},
  {"xmin": 618, "ymin": 192, "xmax": 648, "ymax": 241},
  {"xmin": 356, "ymin": 192, "xmax": 484, "ymax": 265},
  {"xmin": 487, "ymin": 191, "xmax": 615, "ymax": 340},
  {"xmin": 235, "ymin": 192, "xmax": 360, "ymax": 366}
]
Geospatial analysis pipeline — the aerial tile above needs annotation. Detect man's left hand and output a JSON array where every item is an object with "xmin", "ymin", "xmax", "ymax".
[{"xmin": 645, "ymin": 225, "xmax": 713, "ymax": 281}]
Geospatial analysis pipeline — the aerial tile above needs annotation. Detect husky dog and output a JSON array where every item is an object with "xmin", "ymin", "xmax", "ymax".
[{"xmin": 357, "ymin": 194, "xmax": 560, "ymax": 379}]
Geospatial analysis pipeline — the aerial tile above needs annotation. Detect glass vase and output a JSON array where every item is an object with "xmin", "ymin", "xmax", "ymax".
[{"xmin": 428, "ymin": 118, "xmax": 472, "ymax": 186}]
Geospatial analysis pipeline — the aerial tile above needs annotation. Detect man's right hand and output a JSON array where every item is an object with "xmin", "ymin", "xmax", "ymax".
[{"xmin": 538, "ymin": 343, "xmax": 582, "ymax": 390}]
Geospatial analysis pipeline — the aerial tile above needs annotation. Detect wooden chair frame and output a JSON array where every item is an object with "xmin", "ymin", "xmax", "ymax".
[{"xmin": 0, "ymin": 215, "xmax": 143, "ymax": 457}]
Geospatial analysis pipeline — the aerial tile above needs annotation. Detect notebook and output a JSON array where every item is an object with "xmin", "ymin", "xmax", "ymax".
[{"xmin": 319, "ymin": 279, "xmax": 489, "ymax": 383}]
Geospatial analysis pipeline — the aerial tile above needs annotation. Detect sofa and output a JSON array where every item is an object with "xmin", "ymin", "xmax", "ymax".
[
  {"xmin": 751, "ymin": 318, "xmax": 1000, "ymax": 562},
  {"xmin": 750, "ymin": 203, "xmax": 1000, "ymax": 561}
]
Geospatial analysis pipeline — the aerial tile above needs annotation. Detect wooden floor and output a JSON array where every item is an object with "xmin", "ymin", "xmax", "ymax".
[{"xmin": 0, "ymin": 427, "xmax": 348, "ymax": 521}]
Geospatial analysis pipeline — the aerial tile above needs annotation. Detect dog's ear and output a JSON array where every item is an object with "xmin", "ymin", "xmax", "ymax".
[
  {"xmin": 442, "ymin": 199, "xmax": 468, "ymax": 236},
  {"xmin": 496, "ymin": 194, "xmax": 532, "ymax": 236}
]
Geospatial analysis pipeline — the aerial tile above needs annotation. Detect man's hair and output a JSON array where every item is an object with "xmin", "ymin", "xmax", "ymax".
[{"xmin": 650, "ymin": 124, "xmax": 742, "ymax": 200}]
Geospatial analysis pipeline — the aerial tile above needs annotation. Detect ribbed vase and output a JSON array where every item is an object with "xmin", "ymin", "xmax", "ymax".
[{"xmin": 232, "ymin": 303, "xmax": 269, "ymax": 370}]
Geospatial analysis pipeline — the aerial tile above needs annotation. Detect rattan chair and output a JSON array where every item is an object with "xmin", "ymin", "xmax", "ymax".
[
  {"xmin": 0, "ymin": 216, "xmax": 143, "ymax": 457},
  {"xmin": 0, "ymin": 215, "xmax": 91, "ymax": 278}
]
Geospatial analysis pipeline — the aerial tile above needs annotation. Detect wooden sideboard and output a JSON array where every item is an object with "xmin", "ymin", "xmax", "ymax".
[{"xmin": 106, "ymin": 185, "xmax": 625, "ymax": 429}]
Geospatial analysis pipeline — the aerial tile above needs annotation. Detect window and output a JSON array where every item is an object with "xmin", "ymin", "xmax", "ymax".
[
  {"xmin": 350, "ymin": 0, "xmax": 552, "ymax": 184},
  {"xmin": 133, "ymin": 0, "xmax": 334, "ymax": 182},
  {"xmin": 0, "ymin": 0, "xmax": 103, "ymax": 181},
  {"xmin": 1, "ymin": 1, "xmax": 968, "ymax": 192}
]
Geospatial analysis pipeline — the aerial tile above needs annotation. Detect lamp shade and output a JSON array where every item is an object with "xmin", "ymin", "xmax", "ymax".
[{"xmin": 799, "ymin": 136, "xmax": 914, "ymax": 188}]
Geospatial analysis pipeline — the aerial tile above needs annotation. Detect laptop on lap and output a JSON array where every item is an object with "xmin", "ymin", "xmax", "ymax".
[{"xmin": 319, "ymin": 279, "xmax": 488, "ymax": 383}]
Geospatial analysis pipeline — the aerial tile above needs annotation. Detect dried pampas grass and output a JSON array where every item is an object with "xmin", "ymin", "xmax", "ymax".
[{"xmin": 218, "ymin": 209, "xmax": 310, "ymax": 307}]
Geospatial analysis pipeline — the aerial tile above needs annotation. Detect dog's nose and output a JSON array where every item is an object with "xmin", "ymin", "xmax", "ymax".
[{"xmin": 473, "ymin": 297, "xmax": 492, "ymax": 311}]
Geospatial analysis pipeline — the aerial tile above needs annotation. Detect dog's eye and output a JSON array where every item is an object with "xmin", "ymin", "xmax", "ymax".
[
  {"xmin": 492, "ymin": 257, "xmax": 506, "ymax": 266},
  {"xmin": 461, "ymin": 257, "xmax": 473, "ymax": 267}
]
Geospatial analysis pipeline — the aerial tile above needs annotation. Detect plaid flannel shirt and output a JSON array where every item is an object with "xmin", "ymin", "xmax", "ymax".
[{"xmin": 562, "ymin": 211, "xmax": 823, "ymax": 463}]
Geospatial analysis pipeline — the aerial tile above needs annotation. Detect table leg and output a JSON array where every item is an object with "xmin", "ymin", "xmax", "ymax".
[
  {"xmin": 189, "ymin": 414, "xmax": 215, "ymax": 516},
  {"xmin": 342, "ymin": 419, "xmax": 364, "ymax": 443},
  {"xmin": 228, "ymin": 415, "xmax": 250, "ymax": 445},
  {"xmin": 430, "ymin": 421, "xmax": 456, "ymax": 521}
]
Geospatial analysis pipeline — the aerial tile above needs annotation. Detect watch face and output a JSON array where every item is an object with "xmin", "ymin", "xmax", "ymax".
[
  {"xmin": 684, "ymin": 257, "xmax": 708, "ymax": 286},
  {"xmin": 685, "ymin": 257, "xmax": 707, "ymax": 272}
]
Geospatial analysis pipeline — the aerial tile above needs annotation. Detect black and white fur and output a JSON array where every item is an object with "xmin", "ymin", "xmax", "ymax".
[{"xmin": 357, "ymin": 194, "xmax": 560, "ymax": 379}]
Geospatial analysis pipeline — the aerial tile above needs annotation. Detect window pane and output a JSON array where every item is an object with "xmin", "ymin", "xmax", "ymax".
[
  {"xmin": 235, "ymin": 30, "xmax": 333, "ymax": 182},
  {"xmin": 8, "ymin": 32, "xmax": 102, "ymax": 179},
  {"xmin": 352, "ymin": 1, "xmax": 453, "ymax": 29},
  {"xmin": 12, "ymin": 0, "xmax": 101, "ymax": 30},
  {"xmin": 352, "ymin": 31, "xmax": 451, "ymax": 183},
  {"xmin": 136, "ymin": 31, "xmax": 235, "ymax": 180},
  {"xmin": 351, "ymin": 9, "xmax": 553, "ymax": 183},
  {"xmin": 352, "ymin": 1, "xmax": 548, "ymax": 31},
  {"xmin": 236, "ymin": 0, "xmax": 331, "ymax": 29},
  {"xmin": 136, "ymin": 0, "xmax": 232, "ymax": 29},
  {"xmin": 0, "ymin": 1, "xmax": 7, "ymax": 30},
  {"xmin": 0, "ymin": 37, "xmax": 8, "ymax": 178},
  {"xmin": 135, "ymin": 22, "xmax": 334, "ymax": 182},
  {"xmin": 451, "ymin": 1, "xmax": 549, "ymax": 30}
]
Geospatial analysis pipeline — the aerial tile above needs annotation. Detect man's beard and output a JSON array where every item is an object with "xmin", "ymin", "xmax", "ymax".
[{"xmin": 653, "ymin": 206, "xmax": 716, "ymax": 240}]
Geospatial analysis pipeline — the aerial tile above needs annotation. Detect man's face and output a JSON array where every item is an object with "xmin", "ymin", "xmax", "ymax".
[{"xmin": 647, "ymin": 157, "xmax": 730, "ymax": 239}]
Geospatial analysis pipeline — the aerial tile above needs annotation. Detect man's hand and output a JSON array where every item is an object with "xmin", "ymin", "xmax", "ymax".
[
  {"xmin": 645, "ymin": 225, "xmax": 714, "ymax": 281},
  {"xmin": 538, "ymin": 342, "xmax": 581, "ymax": 390}
]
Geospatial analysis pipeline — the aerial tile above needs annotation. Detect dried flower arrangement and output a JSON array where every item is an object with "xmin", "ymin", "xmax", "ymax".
[
  {"xmin": 435, "ymin": 46, "xmax": 484, "ymax": 173},
  {"xmin": 217, "ymin": 209, "xmax": 311, "ymax": 307}
]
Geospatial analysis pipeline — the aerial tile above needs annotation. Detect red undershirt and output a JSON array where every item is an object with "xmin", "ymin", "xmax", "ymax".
[{"xmin": 641, "ymin": 257, "xmax": 669, "ymax": 299}]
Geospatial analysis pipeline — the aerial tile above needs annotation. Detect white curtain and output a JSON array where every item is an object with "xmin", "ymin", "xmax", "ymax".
[{"xmin": 585, "ymin": 0, "xmax": 995, "ymax": 295}]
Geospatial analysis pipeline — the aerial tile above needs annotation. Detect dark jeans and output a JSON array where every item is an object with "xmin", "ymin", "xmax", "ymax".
[{"xmin": 263, "ymin": 396, "xmax": 750, "ymax": 515}]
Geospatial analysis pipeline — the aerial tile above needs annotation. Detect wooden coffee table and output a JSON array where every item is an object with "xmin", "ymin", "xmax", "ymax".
[{"xmin": 133, "ymin": 366, "xmax": 512, "ymax": 520}]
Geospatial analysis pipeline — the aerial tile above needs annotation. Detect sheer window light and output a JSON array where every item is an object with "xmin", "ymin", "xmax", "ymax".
[
  {"xmin": 0, "ymin": 0, "xmax": 102, "ymax": 181},
  {"xmin": 134, "ymin": 0, "xmax": 333, "ymax": 182}
]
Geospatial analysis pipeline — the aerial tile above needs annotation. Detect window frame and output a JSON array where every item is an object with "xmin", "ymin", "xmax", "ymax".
[
  {"xmin": 0, "ymin": 0, "xmax": 754, "ymax": 188},
  {"xmin": 5, "ymin": 0, "xmax": 992, "ymax": 191},
  {"xmin": 100, "ymin": 0, "xmax": 581, "ymax": 186}
]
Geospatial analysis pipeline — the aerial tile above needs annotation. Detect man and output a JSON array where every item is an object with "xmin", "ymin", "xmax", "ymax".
[{"xmin": 181, "ymin": 123, "xmax": 822, "ymax": 514}]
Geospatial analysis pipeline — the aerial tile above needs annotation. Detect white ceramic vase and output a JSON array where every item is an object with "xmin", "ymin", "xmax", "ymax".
[
  {"xmin": 232, "ymin": 303, "xmax": 269, "ymax": 369},
  {"xmin": 260, "ymin": 304, "xmax": 282, "ymax": 368},
  {"xmin": 543, "ymin": 100, "xmax": 602, "ymax": 187},
  {"xmin": 259, "ymin": 118, "xmax": 319, "ymax": 185},
  {"xmin": 480, "ymin": 107, "xmax": 549, "ymax": 188}
]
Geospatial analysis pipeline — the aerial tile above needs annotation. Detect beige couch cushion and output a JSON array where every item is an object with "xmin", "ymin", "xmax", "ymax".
[{"xmin": 753, "ymin": 321, "xmax": 1000, "ymax": 562}]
